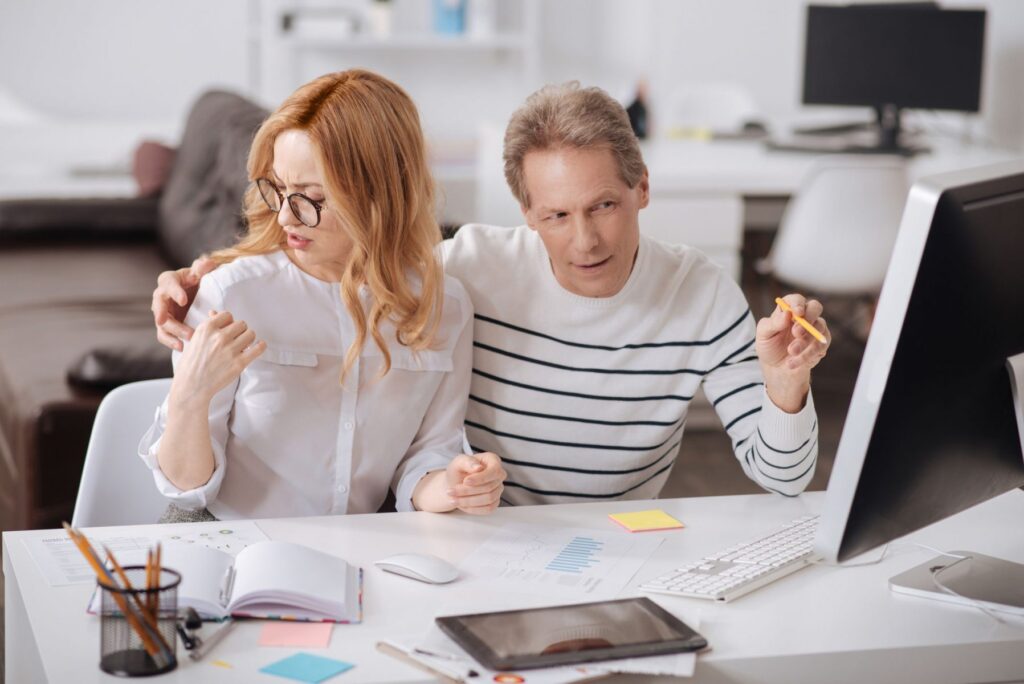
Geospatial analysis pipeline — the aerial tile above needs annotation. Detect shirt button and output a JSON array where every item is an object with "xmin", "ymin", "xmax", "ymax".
[
  {"xmin": 343, "ymin": 421, "xmax": 354, "ymax": 430},
  {"xmin": 337, "ymin": 484, "xmax": 348, "ymax": 494}
]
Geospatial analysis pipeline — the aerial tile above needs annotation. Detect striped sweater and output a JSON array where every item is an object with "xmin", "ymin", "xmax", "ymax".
[{"xmin": 442, "ymin": 224, "xmax": 818, "ymax": 505}]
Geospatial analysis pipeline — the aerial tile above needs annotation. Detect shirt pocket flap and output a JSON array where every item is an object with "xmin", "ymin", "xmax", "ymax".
[
  {"xmin": 388, "ymin": 348, "xmax": 454, "ymax": 373},
  {"xmin": 259, "ymin": 347, "xmax": 319, "ymax": 367}
]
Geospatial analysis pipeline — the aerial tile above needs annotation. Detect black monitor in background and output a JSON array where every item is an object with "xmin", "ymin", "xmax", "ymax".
[
  {"xmin": 815, "ymin": 160, "xmax": 1024, "ymax": 611},
  {"xmin": 800, "ymin": 4, "xmax": 986, "ymax": 154}
]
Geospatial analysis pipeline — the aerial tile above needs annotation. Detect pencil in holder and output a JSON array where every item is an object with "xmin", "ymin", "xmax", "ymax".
[{"xmin": 99, "ymin": 566, "xmax": 181, "ymax": 677}]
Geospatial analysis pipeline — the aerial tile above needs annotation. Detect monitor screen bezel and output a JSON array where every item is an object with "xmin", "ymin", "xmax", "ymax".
[{"xmin": 814, "ymin": 160, "xmax": 1024, "ymax": 563}]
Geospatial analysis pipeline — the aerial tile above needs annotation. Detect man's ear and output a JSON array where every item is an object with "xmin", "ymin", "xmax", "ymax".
[{"xmin": 637, "ymin": 169, "xmax": 650, "ymax": 210}]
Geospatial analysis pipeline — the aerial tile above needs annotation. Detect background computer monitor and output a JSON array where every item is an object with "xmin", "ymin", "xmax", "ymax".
[
  {"xmin": 802, "ymin": 4, "xmax": 986, "ymax": 152},
  {"xmin": 815, "ymin": 160, "xmax": 1024, "ymax": 564}
]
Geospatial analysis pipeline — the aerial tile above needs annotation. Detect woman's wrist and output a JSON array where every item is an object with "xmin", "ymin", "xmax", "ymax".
[
  {"xmin": 168, "ymin": 380, "xmax": 212, "ymax": 416},
  {"xmin": 412, "ymin": 470, "xmax": 456, "ymax": 513}
]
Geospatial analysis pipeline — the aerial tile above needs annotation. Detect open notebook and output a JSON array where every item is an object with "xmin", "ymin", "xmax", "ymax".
[{"xmin": 89, "ymin": 540, "xmax": 362, "ymax": 623}]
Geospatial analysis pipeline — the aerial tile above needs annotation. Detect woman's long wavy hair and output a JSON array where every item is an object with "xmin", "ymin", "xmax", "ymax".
[{"xmin": 211, "ymin": 70, "xmax": 443, "ymax": 380}]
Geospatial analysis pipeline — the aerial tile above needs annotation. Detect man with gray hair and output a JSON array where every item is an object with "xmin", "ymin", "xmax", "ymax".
[{"xmin": 153, "ymin": 82, "xmax": 829, "ymax": 505}]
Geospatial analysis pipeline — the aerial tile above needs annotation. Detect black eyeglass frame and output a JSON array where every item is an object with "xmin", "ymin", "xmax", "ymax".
[{"xmin": 255, "ymin": 178, "xmax": 325, "ymax": 228}]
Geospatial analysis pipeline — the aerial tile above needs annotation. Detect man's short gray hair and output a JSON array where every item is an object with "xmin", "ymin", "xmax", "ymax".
[{"xmin": 503, "ymin": 82, "xmax": 646, "ymax": 209}]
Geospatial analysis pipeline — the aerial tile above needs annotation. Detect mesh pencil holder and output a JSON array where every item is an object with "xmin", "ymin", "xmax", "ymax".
[{"xmin": 98, "ymin": 566, "xmax": 181, "ymax": 677}]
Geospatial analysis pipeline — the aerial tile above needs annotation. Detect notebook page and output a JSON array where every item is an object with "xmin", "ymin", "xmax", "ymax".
[
  {"xmin": 228, "ymin": 541, "xmax": 350, "ymax": 618},
  {"xmin": 87, "ymin": 541, "xmax": 232, "ymax": 619}
]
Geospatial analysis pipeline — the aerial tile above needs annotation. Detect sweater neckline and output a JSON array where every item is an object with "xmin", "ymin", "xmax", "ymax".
[{"xmin": 531, "ymin": 231, "xmax": 648, "ymax": 308}]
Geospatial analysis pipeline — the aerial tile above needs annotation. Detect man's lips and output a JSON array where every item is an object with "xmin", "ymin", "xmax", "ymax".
[{"xmin": 573, "ymin": 256, "xmax": 611, "ymax": 270}]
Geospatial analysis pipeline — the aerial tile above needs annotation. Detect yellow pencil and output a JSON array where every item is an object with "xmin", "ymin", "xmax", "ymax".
[
  {"xmin": 775, "ymin": 297, "xmax": 827, "ymax": 344},
  {"xmin": 62, "ymin": 524, "xmax": 162, "ymax": 659}
]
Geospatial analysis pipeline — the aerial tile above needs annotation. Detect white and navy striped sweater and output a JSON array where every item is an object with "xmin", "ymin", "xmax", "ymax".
[{"xmin": 442, "ymin": 224, "xmax": 818, "ymax": 505}]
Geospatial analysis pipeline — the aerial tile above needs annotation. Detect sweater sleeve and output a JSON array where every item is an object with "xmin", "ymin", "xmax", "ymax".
[{"xmin": 698, "ymin": 276, "xmax": 818, "ymax": 497}]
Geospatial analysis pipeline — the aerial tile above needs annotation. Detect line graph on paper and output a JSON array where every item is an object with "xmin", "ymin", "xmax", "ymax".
[{"xmin": 459, "ymin": 523, "xmax": 662, "ymax": 599}]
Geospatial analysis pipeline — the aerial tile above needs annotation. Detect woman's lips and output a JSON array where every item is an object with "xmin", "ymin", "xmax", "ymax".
[{"xmin": 287, "ymin": 232, "xmax": 313, "ymax": 250}]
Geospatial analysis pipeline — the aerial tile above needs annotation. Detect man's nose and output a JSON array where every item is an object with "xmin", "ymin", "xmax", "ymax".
[{"xmin": 571, "ymin": 215, "xmax": 600, "ymax": 252}]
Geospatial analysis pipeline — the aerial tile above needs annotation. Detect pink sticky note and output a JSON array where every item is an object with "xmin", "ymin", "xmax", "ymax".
[{"xmin": 258, "ymin": 622, "xmax": 334, "ymax": 648}]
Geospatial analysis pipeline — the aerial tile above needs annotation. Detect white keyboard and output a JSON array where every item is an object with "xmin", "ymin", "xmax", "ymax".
[{"xmin": 640, "ymin": 515, "xmax": 820, "ymax": 602}]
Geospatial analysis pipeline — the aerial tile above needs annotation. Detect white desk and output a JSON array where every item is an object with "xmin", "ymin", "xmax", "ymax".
[
  {"xmin": 6, "ymin": 491, "xmax": 1024, "ymax": 683},
  {"xmin": 637, "ymin": 138, "xmax": 1024, "ymax": 280}
]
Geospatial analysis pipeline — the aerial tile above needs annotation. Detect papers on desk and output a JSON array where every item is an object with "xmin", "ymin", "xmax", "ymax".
[
  {"xmin": 380, "ymin": 622, "xmax": 698, "ymax": 683},
  {"xmin": 23, "ymin": 520, "xmax": 269, "ymax": 587},
  {"xmin": 457, "ymin": 522, "xmax": 663, "ymax": 601}
]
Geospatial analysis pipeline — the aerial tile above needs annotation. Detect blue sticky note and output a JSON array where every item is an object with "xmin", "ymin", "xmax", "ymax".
[{"xmin": 259, "ymin": 653, "xmax": 354, "ymax": 683}]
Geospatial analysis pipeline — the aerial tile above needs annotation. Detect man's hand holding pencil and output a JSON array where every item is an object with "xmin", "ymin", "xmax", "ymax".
[{"xmin": 755, "ymin": 294, "xmax": 831, "ymax": 414}]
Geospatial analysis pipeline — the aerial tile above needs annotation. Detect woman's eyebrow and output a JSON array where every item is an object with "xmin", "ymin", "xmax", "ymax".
[{"xmin": 269, "ymin": 171, "xmax": 322, "ymax": 189}]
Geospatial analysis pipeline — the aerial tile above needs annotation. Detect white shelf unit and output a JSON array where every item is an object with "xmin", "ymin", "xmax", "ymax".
[
  {"xmin": 253, "ymin": 0, "xmax": 541, "ymax": 225},
  {"xmin": 285, "ymin": 32, "xmax": 531, "ymax": 52},
  {"xmin": 256, "ymin": 0, "xmax": 541, "ymax": 104}
]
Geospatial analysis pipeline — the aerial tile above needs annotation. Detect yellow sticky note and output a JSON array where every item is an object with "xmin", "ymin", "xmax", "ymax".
[
  {"xmin": 210, "ymin": 660, "xmax": 233, "ymax": 669},
  {"xmin": 609, "ymin": 509, "xmax": 685, "ymax": 532}
]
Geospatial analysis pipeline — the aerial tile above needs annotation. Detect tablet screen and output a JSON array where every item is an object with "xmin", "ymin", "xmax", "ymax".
[{"xmin": 436, "ymin": 597, "xmax": 706, "ymax": 670}]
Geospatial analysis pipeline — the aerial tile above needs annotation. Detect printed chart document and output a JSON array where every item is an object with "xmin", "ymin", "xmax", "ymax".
[
  {"xmin": 458, "ymin": 522, "xmax": 662, "ymax": 600},
  {"xmin": 23, "ymin": 520, "xmax": 269, "ymax": 587}
]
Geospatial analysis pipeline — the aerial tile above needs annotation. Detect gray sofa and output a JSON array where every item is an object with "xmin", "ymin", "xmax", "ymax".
[{"xmin": 0, "ymin": 91, "xmax": 268, "ymax": 530}]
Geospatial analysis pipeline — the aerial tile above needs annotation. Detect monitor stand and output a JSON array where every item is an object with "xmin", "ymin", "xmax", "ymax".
[
  {"xmin": 889, "ymin": 552, "xmax": 1024, "ymax": 617},
  {"xmin": 888, "ymin": 352, "xmax": 1024, "ymax": 616},
  {"xmin": 769, "ymin": 104, "xmax": 930, "ymax": 157}
]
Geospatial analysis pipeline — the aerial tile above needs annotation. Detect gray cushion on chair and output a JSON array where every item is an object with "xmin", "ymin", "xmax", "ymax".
[{"xmin": 157, "ymin": 91, "xmax": 269, "ymax": 267}]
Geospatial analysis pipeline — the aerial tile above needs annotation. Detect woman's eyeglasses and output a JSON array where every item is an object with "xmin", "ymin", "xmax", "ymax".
[{"xmin": 255, "ymin": 178, "xmax": 324, "ymax": 228}]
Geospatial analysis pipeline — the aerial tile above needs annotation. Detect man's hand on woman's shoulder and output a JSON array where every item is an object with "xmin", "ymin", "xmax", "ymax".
[{"xmin": 152, "ymin": 256, "xmax": 218, "ymax": 351}]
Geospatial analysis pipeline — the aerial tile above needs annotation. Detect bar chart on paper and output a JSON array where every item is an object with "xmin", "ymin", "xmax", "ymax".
[
  {"xmin": 460, "ymin": 523, "xmax": 662, "ymax": 599},
  {"xmin": 546, "ymin": 536, "xmax": 604, "ymax": 574}
]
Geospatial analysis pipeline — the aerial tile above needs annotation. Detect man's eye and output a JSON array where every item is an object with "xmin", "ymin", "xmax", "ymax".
[
  {"xmin": 593, "ymin": 201, "xmax": 615, "ymax": 213},
  {"xmin": 548, "ymin": 212, "xmax": 567, "ymax": 221}
]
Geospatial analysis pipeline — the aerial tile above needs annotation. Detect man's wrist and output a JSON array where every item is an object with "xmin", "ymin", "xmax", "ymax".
[{"xmin": 764, "ymin": 378, "xmax": 810, "ymax": 414}]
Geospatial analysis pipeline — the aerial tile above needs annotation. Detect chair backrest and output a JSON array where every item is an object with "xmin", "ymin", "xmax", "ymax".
[
  {"xmin": 663, "ymin": 83, "xmax": 759, "ymax": 133},
  {"xmin": 72, "ymin": 378, "xmax": 172, "ymax": 527},
  {"xmin": 768, "ymin": 157, "xmax": 910, "ymax": 295}
]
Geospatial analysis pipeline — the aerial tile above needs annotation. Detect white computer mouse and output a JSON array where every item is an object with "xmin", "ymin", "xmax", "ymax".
[{"xmin": 373, "ymin": 552, "xmax": 459, "ymax": 584}]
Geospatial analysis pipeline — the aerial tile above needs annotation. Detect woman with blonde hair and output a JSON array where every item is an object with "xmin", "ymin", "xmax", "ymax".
[{"xmin": 139, "ymin": 70, "xmax": 505, "ymax": 522}]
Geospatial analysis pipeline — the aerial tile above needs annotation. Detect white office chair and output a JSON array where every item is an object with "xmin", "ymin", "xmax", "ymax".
[
  {"xmin": 663, "ymin": 83, "xmax": 760, "ymax": 134},
  {"xmin": 765, "ymin": 157, "xmax": 909, "ymax": 294},
  {"xmin": 72, "ymin": 378, "xmax": 172, "ymax": 527},
  {"xmin": 760, "ymin": 156, "xmax": 909, "ymax": 342}
]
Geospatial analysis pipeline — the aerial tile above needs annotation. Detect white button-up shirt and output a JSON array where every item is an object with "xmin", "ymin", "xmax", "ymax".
[{"xmin": 139, "ymin": 251, "xmax": 473, "ymax": 519}]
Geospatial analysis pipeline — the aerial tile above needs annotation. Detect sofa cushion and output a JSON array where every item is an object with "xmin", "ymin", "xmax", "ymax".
[
  {"xmin": 0, "ymin": 245, "xmax": 169, "ymax": 529},
  {"xmin": 158, "ymin": 91, "xmax": 268, "ymax": 267},
  {"xmin": 133, "ymin": 140, "xmax": 177, "ymax": 198}
]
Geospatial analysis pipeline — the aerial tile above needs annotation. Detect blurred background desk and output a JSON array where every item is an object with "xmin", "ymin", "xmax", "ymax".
[{"xmin": 636, "ymin": 138, "xmax": 1023, "ymax": 281}]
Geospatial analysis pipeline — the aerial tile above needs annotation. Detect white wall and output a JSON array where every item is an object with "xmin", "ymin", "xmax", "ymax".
[
  {"xmin": 0, "ymin": 0, "xmax": 1021, "ymax": 148},
  {"xmin": 0, "ymin": 0, "xmax": 252, "ymax": 124}
]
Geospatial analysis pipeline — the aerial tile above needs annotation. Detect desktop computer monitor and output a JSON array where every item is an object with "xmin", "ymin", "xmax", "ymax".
[
  {"xmin": 815, "ymin": 160, "xmax": 1024, "ymax": 573},
  {"xmin": 801, "ymin": 4, "xmax": 986, "ymax": 153}
]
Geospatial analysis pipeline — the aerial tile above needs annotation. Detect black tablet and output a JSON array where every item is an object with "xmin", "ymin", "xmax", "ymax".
[{"xmin": 435, "ymin": 597, "xmax": 707, "ymax": 670}]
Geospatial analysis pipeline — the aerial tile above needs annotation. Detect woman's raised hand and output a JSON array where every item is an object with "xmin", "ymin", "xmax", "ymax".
[{"xmin": 169, "ymin": 310, "xmax": 266, "ymax": 408}]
